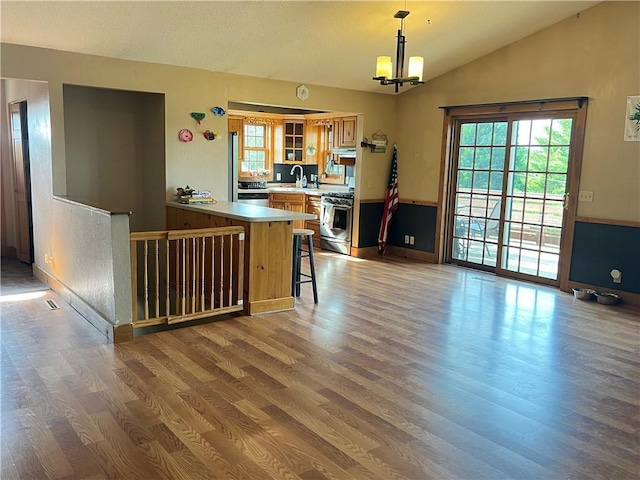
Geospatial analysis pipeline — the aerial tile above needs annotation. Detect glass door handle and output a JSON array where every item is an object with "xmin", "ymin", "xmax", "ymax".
[{"xmin": 562, "ymin": 192, "xmax": 570, "ymax": 210}]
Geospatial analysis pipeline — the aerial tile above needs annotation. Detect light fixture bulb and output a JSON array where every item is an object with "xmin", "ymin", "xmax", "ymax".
[
  {"xmin": 408, "ymin": 56, "xmax": 424, "ymax": 82},
  {"xmin": 376, "ymin": 56, "xmax": 393, "ymax": 79}
]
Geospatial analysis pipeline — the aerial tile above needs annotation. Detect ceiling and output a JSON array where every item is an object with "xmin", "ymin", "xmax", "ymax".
[{"xmin": 1, "ymin": 1, "xmax": 599, "ymax": 95}]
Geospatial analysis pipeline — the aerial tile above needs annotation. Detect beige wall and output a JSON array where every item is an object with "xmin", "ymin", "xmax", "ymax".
[
  {"xmin": 63, "ymin": 85, "xmax": 165, "ymax": 232},
  {"xmin": 396, "ymin": 1, "xmax": 640, "ymax": 223},
  {"xmin": 0, "ymin": 44, "xmax": 396, "ymax": 204},
  {"xmin": 1, "ymin": 42, "xmax": 396, "ymax": 250}
]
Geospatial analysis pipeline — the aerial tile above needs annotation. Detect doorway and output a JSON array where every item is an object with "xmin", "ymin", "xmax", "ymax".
[
  {"xmin": 9, "ymin": 101, "xmax": 33, "ymax": 264},
  {"xmin": 444, "ymin": 98, "xmax": 588, "ymax": 287}
]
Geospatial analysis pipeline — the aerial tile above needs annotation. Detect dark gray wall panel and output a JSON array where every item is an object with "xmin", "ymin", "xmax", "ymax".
[
  {"xmin": 388, "ymin": 204, "xmax": 437, "ymax": 253},
  {"xmin": 357, "ymin": 202, "xmax": 384, "ymax": 248},
  {"xmin": 570, "ymin": 222, "xmax": 640, "ymax": 293},
  {"xmin": 357, "ymin": 202, "xmax": 437, "ymax": 252}
]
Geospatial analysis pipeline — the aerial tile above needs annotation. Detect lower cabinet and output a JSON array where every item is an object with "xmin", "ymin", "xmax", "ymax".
[
  {"xmin": 305, "ymin": 194, "xmax": 322, "ymax": 247},
  {"xmin": 269, "ymin": 193, "xmax": 306, "ymax": 230},
  {"xmin": 166, "ymin": 205, "xmax": 234, "ymax": 230}
]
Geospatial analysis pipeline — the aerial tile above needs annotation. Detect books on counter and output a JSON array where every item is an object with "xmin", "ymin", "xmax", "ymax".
[
  {"xmin": 178, "ymin": 196, "xmax": 216, "ymax": 205},
  {"xmin": 176, "ymin": 188, "xmax": 216, "ymax": 204}
]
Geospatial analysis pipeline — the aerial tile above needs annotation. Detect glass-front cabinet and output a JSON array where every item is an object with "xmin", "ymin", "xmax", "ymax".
[{"xmin": 284, "ymin": 120, "xmax": 305, "ymax": 163}]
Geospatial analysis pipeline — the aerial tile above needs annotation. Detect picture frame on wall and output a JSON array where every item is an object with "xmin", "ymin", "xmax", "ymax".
[{"xmin": 624, "ymin": 95, "xmax": 640, "ymax": 141}]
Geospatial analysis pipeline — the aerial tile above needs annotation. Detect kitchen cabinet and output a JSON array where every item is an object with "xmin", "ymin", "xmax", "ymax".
[
  {"xmin": 332, "ymin": 116, "xmax": 357, "ymax": 148},
  {"xmin": 283, "ymin": 120, "xmax": 305, "ymax": 163},
  {"xmin": 305, "ymin": 194, "xmax": 322, "ymax": 246},
  {"xmin": 228, "ymin": 117, "xmax": 243, "ymax": 133},
  {"xmin": 228, "ymin": 117, "xmax": 244, "ymax": 163},
  {"xmin": 269, "ymin": 193, "xmax": 306, "ymax": 229}
]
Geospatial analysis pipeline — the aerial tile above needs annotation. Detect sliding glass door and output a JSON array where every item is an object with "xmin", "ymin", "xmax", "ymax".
[{"xmin": 449, "ymin": 112, "xmax": 577, "ymax": 286}]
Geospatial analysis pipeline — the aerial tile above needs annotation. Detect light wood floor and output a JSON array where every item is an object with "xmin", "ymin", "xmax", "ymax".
[{"xmin": 1, "ymin": 252, "xmax": 639, "ymax": 479}]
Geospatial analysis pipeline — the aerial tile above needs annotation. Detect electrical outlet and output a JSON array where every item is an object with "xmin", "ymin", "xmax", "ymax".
[
  {"xmin": 276, "ymin": 173, "xmax": 281, "ymax": 181},
  {"xmin": 404, "ymin": 235, "xmax": 410, "ymax": 244},
  {"xmin": 44, "ymin": 254, "xmax": 53, "ymax": 264},
  {"xmin": 578, "ymin": 191, "xmax": 593, "ymax": 202},
  {"xmin": 409, "ymin": 236, "xmax": 415, "ymax": 245}
]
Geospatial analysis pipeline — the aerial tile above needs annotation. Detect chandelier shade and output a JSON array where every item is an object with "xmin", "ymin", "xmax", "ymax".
[
  {"xmin": 375, "ymin": 56, "xmax": 393, "ymax": 79},
  {"xmin": 373, "ymin": 10, "xmax": 425, "ymax": 92}
]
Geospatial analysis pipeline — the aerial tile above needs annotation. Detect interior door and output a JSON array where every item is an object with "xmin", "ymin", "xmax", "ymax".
[
  {"xmin": 10, "ymin": 101, "xmax": 32, "ymax": 264},
  {"xmin": 450, "ymin": 114, "xmax": 577, "ymax": 286}
]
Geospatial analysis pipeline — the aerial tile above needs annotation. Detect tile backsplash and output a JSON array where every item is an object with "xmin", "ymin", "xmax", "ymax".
[
  {"xmin": 272, "ymin": 164, "xmax": 319, "ymax": 183},
  {"xmin": 272, "ymin": 163, "xmax": 354, "ymax": 185}
]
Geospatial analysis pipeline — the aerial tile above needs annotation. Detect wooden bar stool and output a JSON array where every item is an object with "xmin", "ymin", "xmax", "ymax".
[{"xmin": 291, "ymin": 228, "xmax": 318, "ymax": 304}]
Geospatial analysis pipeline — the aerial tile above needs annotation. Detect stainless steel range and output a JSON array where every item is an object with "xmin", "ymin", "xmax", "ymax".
[{"xmin": 320, "ymin": 192, "xmax": 354, "ymax": 255}]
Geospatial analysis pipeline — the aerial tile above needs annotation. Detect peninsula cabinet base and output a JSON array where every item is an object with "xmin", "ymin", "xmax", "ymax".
[{"xmin": 167, "ymin": 206, "xmax": 296, "ymax": 316}]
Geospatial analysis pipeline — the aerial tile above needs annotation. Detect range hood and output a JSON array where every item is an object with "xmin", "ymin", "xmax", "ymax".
[{"xmin": 331, "ymin": 148, "xmax": 357, "ymax": 157}]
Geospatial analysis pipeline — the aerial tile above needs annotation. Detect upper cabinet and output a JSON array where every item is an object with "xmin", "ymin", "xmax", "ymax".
[
  {"xmin": 333, "ymin": 116, "xmax": 357, "ymax": 148},
  {"xmin": 283, "ymin": 120, "xmax": 305, "ymax": 163},
  {"xmin": 228, "ymin": 117, "xmax": 243, "ymax": 133}
]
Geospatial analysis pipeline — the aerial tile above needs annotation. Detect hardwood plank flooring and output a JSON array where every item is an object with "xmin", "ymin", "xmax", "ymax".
[{"xmin": 1, "ymin": 252, "xmax": 639, "ymax": 479}]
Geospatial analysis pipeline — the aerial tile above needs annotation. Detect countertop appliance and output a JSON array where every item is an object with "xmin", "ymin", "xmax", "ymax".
[
  {"xmin": 320, "ymin": 192, "xmax": 354, "ymax": 254},
  {"xmin": 239, "ymin": 180, "xmax": 267, "ymax": 189}
]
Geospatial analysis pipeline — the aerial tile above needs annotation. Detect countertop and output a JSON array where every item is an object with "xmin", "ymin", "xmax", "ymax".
[{"xmin": 167, "ymin": 200, "xmax": 316, "ymax": 223}]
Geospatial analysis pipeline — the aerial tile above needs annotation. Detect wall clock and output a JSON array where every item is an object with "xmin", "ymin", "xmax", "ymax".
[{"xmin": 296, "ymin": 84, "xmax": 309, "ymax": 101}]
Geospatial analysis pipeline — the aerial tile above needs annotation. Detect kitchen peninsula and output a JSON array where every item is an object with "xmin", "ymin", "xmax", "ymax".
[{"xmin": 167, "ymin": 201, "xmax": 315, "ymax": 315}]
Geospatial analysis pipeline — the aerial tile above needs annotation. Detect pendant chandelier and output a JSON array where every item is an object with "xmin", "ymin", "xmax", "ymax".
[{"xmin": 373, "ymin": 10, "xmax": 425, "ymax": 93}]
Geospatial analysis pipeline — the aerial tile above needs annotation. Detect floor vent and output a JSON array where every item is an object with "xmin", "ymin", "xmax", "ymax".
[{"xmin": 44, "ymin": 299, "xmax": 60, "ymax": 310}]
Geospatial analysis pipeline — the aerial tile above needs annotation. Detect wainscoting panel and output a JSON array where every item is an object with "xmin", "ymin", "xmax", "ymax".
[
  {"xmin": 357, "ymin": 202, "xmax": 384, "ymax": 248},
  {"xmin": 357, "ymin": 202, "xmax": 437, "ymax": 252},
  {"xmin": 570, "ymin": 221, "xmax": 640, "ymax": 293}
]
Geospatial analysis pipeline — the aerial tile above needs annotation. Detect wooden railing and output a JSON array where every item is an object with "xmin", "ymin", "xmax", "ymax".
[{"xmin": 130, "ymin": 226, "xmax": 245, "ymax": 328}]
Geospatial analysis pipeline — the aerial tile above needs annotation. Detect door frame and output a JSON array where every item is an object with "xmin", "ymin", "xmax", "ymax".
[{"xmin": 436, "ymin": 97, "xmax": 588, "ymax": 291}]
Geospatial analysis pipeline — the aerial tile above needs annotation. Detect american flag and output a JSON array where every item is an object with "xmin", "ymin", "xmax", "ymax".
[{"xmin": 378, "ymin": 144, "xmax": 399, "ymax": 254}]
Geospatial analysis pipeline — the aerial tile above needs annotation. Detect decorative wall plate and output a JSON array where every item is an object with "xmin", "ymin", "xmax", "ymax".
[
  {"xmin": 179, "ymin": 129, "xmax": 193, "ymax": 142},
  {"xmin": 190, "ymin": 112, "xmax": 206, "ymax": 124}
]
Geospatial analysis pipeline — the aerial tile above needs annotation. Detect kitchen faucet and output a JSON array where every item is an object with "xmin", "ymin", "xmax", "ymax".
[{"xmin": 290, "ymin": 165, "xmax": 304, "ymax": 182}]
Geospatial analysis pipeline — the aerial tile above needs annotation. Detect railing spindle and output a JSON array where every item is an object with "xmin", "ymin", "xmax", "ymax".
[
  {"xmin": 214, "ymin": 235, "xmax": 216, "ymax": 310},
  {"xmin": 144, "ymin": 240, "xmax": 149, "ymax": 320},
  {"xmin": 219, "ymin": 235, "xmax": 224, "ymax": 308},
  {"xmin": 181, "ymin": 238, "xmax": 186, "ymax": 317},
  {"xmin": 155, "ymin": 239, "xmax": 160, "ymax": 318},
  {"xmin": 130, "ymin": 239, "xmax": 138, "ymax": 322},
  {"xmin": 228, "ymin": 234, "xmax": 233, "ymax": 306},
  {"xmin": 200, "ymin": 236, "xmax": 206, "ymax": 312},
  {"xmin": 165, "ymin": 238, "xmax": 170, "ymax": 319},
  {"xmin": 191, "ymin": 237, "xmax": 196, "ymax": 314}
]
